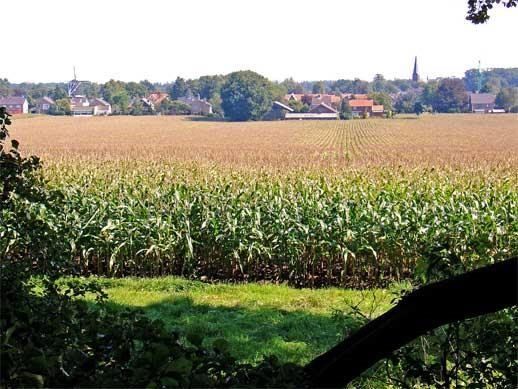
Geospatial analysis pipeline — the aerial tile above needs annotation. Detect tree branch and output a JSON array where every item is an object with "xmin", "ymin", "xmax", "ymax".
[{"xmin": 305, "ymin": 257, "xmax": 518, "ymax": 387}]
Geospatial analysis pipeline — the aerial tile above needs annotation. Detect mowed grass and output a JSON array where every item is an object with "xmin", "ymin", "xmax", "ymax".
[{"xmin": 90, "ymin": 277, "xmax": 392, "ymax": 365}]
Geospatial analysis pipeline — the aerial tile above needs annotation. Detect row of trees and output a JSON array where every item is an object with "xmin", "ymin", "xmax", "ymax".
[
  {"xmin": 4, "ymin": 68, "xmax": 515, "ymax": 106},
  {"xmin": 394, "ymin": 78, "xmax": 518, "ymax": 114},
  {"xmin": 166, "ymin": 67, "xmax": 518, "ymax": 105},
  {"xmin": 283, "ymin": 68, "xmax": 518, "ymax": 96},
  {"xmin": 2, "ymin": 67, "xmax": 517, "ymax": 120}
]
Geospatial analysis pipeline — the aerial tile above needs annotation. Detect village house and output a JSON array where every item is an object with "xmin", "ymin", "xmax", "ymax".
[
  {"xmin": 178, "ymin": 96, "xmax": 213, "ymax": 115},
  {"xmin": 349, "ymin": 99, "xmax": 375, "ymax": 117},
  {"xmin": 139, "ymin": 92, "xmax": 170, "ymax": 112},
  {"xmin": 147, "ymin": 92, "xmax": 169, "ymax": 105},
  {"xmin": 70, "ymin": 95, "xmax": 91, "ymax": 115},
  {"xmin": 263, "ymin": 101, "xmax": 294, "ymax": 120},
  {"xmin": 310, "ymin": 94, "xmax": 341, "ymax": 108},
  {"xmin": 285, "ymin": 112, "xmax": 339, "ymax": 120},
  {"xmin": 89, "ymin": 98, "xmax": 112, "ymax": 115},
  {"xmin": 147, "ymin": 92, "xmax": 169, "ymax": 106},
  {"xmin": 309, "ymin": 102, "xmax": 338, "ymax": 114},
  {"xmin": 69, "ymin": 95, "xmax": 112, "ymax": 116},
  {"xmin": 285, "ymin": 93, "xmax": 305, "ymax": 102},
  {"xmin": 33, "ymin": 96, "xmax": 56, "ymax": 113},
  {"xmin": 469, "ymin": 93, "xmax": 496, "ymax": 113},
  {"xmin": 283, "ymin": 93, "xmax": 384, "ymax": 119},
  {"xmin": 285, "ymin": 93, "xmax": 341, "ymax": 109},
  {"xmin": 286, "ymin": 102, "xmax": 339, "ymax": 119},
  {"xmin": 372, "ymin": 105, "xmax": 385, "ymax": 117},
  {"xmin": 0, "ymin": 96, "xmax": 29, "ymax": 114}
]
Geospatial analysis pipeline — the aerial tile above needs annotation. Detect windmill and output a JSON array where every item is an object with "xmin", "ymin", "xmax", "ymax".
[{"xmin": 67, "ymin": 67, "xmax": 89, "ymax": 97}]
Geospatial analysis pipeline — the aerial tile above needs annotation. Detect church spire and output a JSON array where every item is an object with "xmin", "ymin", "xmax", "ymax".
[{"xmin": 412, "ymin": 56, "xmax": 420, "ymax": 83}]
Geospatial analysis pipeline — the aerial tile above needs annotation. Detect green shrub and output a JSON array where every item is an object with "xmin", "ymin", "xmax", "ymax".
[
  {"xmin": 1, "ymin": 274, "xmax": 306, "ymax": 388},
  {"xmin": 0, "ymin": 109, "xmax": 306, "ymax": 388}
]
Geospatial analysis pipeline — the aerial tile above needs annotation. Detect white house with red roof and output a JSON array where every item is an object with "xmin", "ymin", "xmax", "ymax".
[{"xmin": 0, "ymin": 96, "xmax": 29, "ymax": 114}]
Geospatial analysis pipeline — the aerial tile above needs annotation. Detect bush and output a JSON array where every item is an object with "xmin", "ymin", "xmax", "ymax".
[
  {"xmin": 385, "ymin": 309, "xmax": 518, "ymax": 388},
  {"xmin": 0, "ymin": 109, "xmax": 306, "ymax": 388},
  {"xmin": 1, "ymin": 274, "xmax": 307, "ymax": 388},
  {"xmin": 221, "ymin": 71, "xmax": 273, "ymax": 121},
  {"xmin": 163, "ymin": 101, "xmax": 192, "ymax": 115},
  {"xmin": 339, "ymin": 99, "xmax": 352, "ymax": 120},
  {"xmin": 510, "ymin": 105, "xmax": 518, "ymax": 113}
]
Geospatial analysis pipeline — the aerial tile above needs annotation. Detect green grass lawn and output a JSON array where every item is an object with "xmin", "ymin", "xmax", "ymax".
[{"xmin": 91, "ymin": 277, "xmax": 394, "ymax": 365}]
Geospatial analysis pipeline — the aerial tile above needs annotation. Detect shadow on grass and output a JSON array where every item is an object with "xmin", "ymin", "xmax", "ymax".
[{"xmin": 98, "ymin": 296, "xmax": 364, "ymax": 365}]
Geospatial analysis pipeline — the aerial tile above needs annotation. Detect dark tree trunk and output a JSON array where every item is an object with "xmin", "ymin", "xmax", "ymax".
[{"xmin": 305, "ymin": 257, "xmax": 518, "ymax": 388}]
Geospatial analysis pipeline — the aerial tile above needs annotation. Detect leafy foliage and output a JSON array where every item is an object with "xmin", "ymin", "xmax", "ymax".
[
  {"xmin": 433, "ymin": 78, "xmax": 469, "ymax": 113},
  {"xmin": 383, "ymin": 308, "xmax": 518, "ymax": 388},
  {"xmin": 414, "ymin": 101, "xmax": 425, "ymax": 116},
  {"xmin": 159, "ymin": 100, "xmax": 192, "ymax": 115},
  {"xmin": 0, "ymin": 107, "xmax": 41, "ymax": 206},
  {"xmin": 0, "ymin": 112, "xmax": 307, "ymax": 388},
  {"xmin": 386, "ymin": 249, "xmax": 517, "ymax": 387},
  {"xmin": 312, "ymin": 81, "xmax": 325, "ymax": 94},
  {"xmin": 368, "ymin": 92, "xmax": 393, "ymax": 112},
  {"xmin": 53, "ymin": 98, "xmax": 71, "ymax": 115},
  {"xmin": 281, "ymin": 78, "xmax": 304, "ymax": 94},
  {"xmin": 7, "ymin": 164, "xmax": 514, "ymax": 288},
  {"xmin": 220, "ymin": 71, "xmax": 274, "ymax": 121},
  {"xmin": 339, "ymin": 98, "xmax": 352, "ymax": 119},
  {"xmin": 287, "ymin": 99, "xmax": 309, "ymax": 113},
  {"xmin": 337, "ymin": 253, "xmax": 518, "ymax": 387},
  {"xmin": 496, "ymin": 87, "xmax": 518, "ymax": 111},
  {"xmin": 466, "ymin": 0, "xmax": 517, "ymax": 23},
  {"xmin": 1, "ymin": 276, "xmax": 306, "ymax": 388},
  {"xmin": 395, "ymin": 92, "xmax": 419, "ymax": 114},
  {"xmin": 170, "ymin": 77, "xmax": 190, "ymax": 100}
]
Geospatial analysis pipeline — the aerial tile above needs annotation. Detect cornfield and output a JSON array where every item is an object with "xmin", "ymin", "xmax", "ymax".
[{"xmin": 5, "ymin": 114, "xmax": 518, "ymax": 286}]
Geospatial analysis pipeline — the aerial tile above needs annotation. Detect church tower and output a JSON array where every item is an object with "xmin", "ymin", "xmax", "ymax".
[{"xmin": 412, "ymin": 56, "xmax": 420, "ymax": 83}]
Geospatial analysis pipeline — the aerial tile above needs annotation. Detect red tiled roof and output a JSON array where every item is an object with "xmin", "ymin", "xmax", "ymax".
[
  {"xmin": 148, "ymin": 92, "xmax": 169, "ymax": 104},
  {"xmin": 0, "ymin": 96, "xmax": 27, "ymax": 105},
  {"xmin": 330, "ymin": 95, "xmax": 341, "ymax": 104},
  {"xmin": 39, "ymin": 96, "xmax": 55, "ymax": 105},
  {"xmin": 285, "ymin": 93, "xmax": 305, "ymax": 101},
  {"xmin": 349, "ymin": 99, "xmax": 374, "ymax": 107},
  {"xmin": 309, "ymin": 102, "xmax": 338, "ymax": 114},
  {"xmin": 90, "ymin": 97, "xmax": 110, "ymax": 107},
  {"xmin": 469, "ymin": 93, "xmax": 496, "ymax": 105}
]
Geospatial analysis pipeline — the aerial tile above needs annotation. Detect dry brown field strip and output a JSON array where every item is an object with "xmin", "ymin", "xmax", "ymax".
[{"xmin": 14, "ymin": 114, "xmax": 518, "ymax": 170}]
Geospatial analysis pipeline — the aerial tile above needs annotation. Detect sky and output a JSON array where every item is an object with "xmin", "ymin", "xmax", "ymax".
[{"xmin": 4, "ymin": 0, "xmax": 517, "ymax": 83}]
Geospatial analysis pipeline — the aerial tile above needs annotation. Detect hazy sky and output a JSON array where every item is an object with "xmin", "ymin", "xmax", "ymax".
[{"xmin": 4, "ymin": 0, "xmax": 517, "ymax": 83}]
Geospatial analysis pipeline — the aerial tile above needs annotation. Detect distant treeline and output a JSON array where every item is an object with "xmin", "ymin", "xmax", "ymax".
[
  {"xmin": 300, "ymin": 68, "xmax": 518, "ymax": 95},
  {"xmin": 1, "ymin": 67, "xmax": 517, "ymax": 117}
]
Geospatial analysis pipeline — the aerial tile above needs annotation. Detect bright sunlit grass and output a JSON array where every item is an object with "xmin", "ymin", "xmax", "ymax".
[{"xmin": 91, "ymin": 277, "xmax": 394, "ymax": 365}]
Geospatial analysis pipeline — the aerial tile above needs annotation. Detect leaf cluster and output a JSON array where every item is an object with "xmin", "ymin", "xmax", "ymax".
[
  {"xmin": 0, "ymin": 112, "xmax": 307, "ymax": 388},
  {"xmin": 466, "ymin": 0, "xmax": 517, "ymax": 23},
  {"xmin": 0, "ymin": 107, "xmax": 41, "ymax": 206},
  {"xmin": 1, "ymin": 273, "xmax": 307, "ymax": 388}
]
